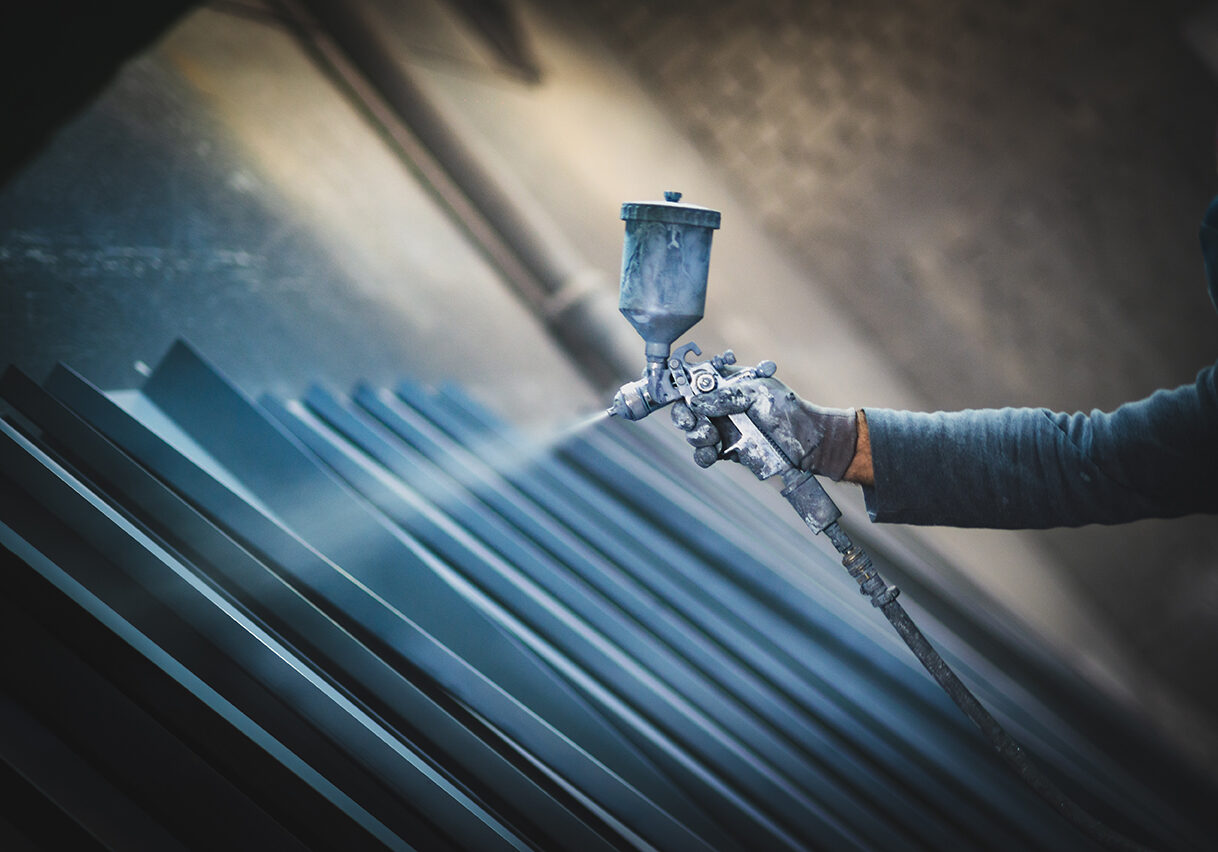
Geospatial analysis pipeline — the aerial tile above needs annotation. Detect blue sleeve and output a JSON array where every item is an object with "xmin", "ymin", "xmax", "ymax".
[{"xmin": 860, "ymin": 362, "xmax": 1218, "ymax": 528}]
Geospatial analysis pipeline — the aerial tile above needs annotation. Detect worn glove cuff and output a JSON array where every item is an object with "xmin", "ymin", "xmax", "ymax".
[{"xmin": 797, "ymin": 406, "xmax": 857, "ymax": 481}]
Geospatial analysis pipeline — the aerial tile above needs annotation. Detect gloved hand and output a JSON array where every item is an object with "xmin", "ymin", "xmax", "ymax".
[{"xmin": 670, "ymin": 376, "xmax": 858, "ymax": 480}]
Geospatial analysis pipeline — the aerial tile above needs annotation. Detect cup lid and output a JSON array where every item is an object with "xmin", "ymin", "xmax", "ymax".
[{"xmin": 620, "ymin": 191, "xmax": 721, "ymax": 229}]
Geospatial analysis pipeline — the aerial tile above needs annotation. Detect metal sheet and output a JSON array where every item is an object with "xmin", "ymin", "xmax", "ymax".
[
  {"xmin": 269, "ymin": 392, "xmax": 911, "ymax": 851},
  {"xmin": 41, "ymin": 354, "xmax": 721, "ymax": 852},
  {"xmin": 0, "ymin": 420, "xmax": 513, "ymax": 852},
  {"xmin": 300, "ymin": 385, "xmax": 986, "ymax": 843},
  {"xmin": 0, "ymin": 367, "xmax": 622, "ymax": 852},
  {"xmin": 371, "ymin": 384, "xmax": 1061, "ymax": 844},
  {"xmin": 0, "ymin": 340, "xmax": 1207, "ymax": 851}
]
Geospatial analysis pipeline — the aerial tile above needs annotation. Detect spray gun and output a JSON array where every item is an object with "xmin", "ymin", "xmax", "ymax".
[
  {"xmin": 606, "ymin": 192, "xmax": 1151, "ymax": 852},
  {"xmin": 607, "ymin": 191, "xmax": 859, "ymax": 560}
]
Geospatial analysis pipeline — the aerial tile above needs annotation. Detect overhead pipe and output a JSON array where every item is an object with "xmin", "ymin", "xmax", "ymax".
[{"xmin": 279, "ymin": 0, "xmax": 640, "ymax": 388}]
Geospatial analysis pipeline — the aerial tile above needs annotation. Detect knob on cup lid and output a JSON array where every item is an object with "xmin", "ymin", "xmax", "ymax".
[{"xmin": 620, "ymin": 190, "xmax": 721, "ymax": 229}]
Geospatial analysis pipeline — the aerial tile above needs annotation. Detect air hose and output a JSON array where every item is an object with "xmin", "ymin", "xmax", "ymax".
[{"xmin": 815, "ymin": 516, "xmax": 1154, "ymax": 852}]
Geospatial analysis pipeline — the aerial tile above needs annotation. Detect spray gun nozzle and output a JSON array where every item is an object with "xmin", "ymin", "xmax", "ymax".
[{"xmin": 608, "ymin": 377, "xmax": 657, "ymax": 421}]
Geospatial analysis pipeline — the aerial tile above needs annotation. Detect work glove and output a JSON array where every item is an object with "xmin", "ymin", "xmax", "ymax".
[{"xmin": 670, "ymin": 376, "xmax": 858, "ymax": 480}]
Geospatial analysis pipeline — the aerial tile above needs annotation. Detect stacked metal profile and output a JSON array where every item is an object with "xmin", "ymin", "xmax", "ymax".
[{"xmin": 0, "ymin": 340, "xmax": 1211, "ymax": 851}]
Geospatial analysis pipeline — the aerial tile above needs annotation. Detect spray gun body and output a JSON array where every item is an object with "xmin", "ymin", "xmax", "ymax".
[
  {"xmin": 609, "ymin": 344, "xmax": 795, "ymax": 480},
  {"xmin": 609, "ymin": 191, "xmax": 804, "ymax": 483},
  {"xmin": 607, "ymin": 191, "xmax": 844, "ymax": 532},
  {"xmin": 609, "ymin": 341, "xmax": 844, "ymax": 533}
]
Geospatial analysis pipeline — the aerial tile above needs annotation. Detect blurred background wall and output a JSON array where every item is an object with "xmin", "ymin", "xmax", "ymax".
[{"xmin": 1, "ymin": 0, "xmax": 1215, "ymax": 784}]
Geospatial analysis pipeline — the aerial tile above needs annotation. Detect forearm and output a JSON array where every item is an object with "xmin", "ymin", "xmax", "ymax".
[
  {"xmin": 857, "ymin": 406, "xmax": 1136, "ymax": 528},
  {"xmin": 852, "ymin": 363, "xmax": 1218, "ymax": 528}
]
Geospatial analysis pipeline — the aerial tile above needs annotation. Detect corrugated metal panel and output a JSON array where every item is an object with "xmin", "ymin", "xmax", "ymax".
[{"xmin": 0, "ymin": 340, "xmax": 1210, "ymax": 850}]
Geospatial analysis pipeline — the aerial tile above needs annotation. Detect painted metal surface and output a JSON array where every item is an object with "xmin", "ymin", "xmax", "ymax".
[{"xmin": 0, "ymin": 342, "xmax": 1213, "ymax": 850}]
